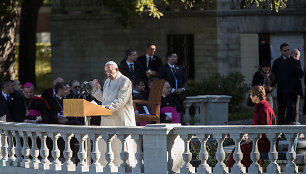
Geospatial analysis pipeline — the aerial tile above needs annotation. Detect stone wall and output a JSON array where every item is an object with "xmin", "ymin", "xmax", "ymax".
[{"xmin": 50, "ymin": 9, "xmax": 218, "ymax": 82}]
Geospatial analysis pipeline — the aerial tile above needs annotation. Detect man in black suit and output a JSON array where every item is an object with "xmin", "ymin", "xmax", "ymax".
[
  {"xmin": 272, "ymin": 43, "xmax": 304, "ymax": 124},
  {"xmin": 137, "ymin": 44, "xmax": 162, "ymax": 80},
  {"xmin": 41, "ymin": 77, "xmax": 64, "ymax": 105},
  {"xmin": 158, "ymin": 53, "xmax": 187, "ymax": 114},
  {"xmin": 119, "ymin": 49, "xmax": 146, "ymax": 83},
  {"xmin": 0, "ymin": 79, "xmax": 15, "ymax": 121}
]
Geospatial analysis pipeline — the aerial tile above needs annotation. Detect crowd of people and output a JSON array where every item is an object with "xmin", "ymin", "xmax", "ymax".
[{"xmin": 0, "ymin": 43, "xmax": 187, "ymax": 126}]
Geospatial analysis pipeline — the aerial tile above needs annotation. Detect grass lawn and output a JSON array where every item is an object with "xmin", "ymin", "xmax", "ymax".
[{"xmin": 15, "ymin": 43, "xmax": 51, "ymax": 95}]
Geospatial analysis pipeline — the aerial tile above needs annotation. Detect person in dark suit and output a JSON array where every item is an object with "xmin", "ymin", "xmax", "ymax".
[
  {"xmin": 0, "ymin": 79, "xmax": 14, "ymax": 121},
  {"xmin": 119, "ymin": 49, "xmax": 146, "ymax": 83},
  {"xmin": 275, "ymin": 45, "xmax": 304, "ymax": 124},
  {"xmin": 11, "ymin": 82, "xmax": 49, "ymax": 123},
  {"xmin": 41, "ymin": 77, "xmax": 64, "ymax": 105},
  {"xmin": 251, "ymin": 61, "xmax": 274, "ymax": 107},
  {"xmin": 272, "ymin": 43, "xmax": 291, "ymax": 124},
  {"xmin": 137, "ymin": 44, "xmax": 163, "ymax": 80},
  {"xmin": 158, "ymin": 52, "xmax": 187, "ymax": 115}
]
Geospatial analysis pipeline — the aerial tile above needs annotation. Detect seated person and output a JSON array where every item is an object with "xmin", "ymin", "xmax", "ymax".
[
  {"xmin": 48, "ymin": 82, "xmax": 82, "ymax": 125},
  {"xmin": 227, "ymin": 86, "xmax": 276, "ymax": 171},
  {"xmin": 160, "ymin": 81, "xmax": 181, "ymax": 123},
  {"xmin": 42, "ymin": 77, "xmax": 64, "ymax": 106},
  {"xmin": 66, "ymin": 80, "xmax": 81, "ymax": 99},
  {"xmin": 11, "ymin": 82, "xmax": 49, "ymax": 123}
]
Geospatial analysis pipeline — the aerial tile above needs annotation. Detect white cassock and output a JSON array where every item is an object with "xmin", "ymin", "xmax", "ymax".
[{"xmin": 99, "ymin": 72, "xmax": 136, "ymax": 167}]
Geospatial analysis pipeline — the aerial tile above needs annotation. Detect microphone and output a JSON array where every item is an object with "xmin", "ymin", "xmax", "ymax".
[{"xmin": 78, "ymin": 90, "xmax": 86, "ymax": 99}]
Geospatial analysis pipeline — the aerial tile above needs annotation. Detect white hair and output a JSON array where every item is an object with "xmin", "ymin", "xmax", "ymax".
[{"xmin": 105, "ymin": 61, "xmax": 118, "ymax": 69}]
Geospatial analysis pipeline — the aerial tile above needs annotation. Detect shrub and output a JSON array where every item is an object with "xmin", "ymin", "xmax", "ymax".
[{"xmin": 186, "ymin": 72, "xmax": 249, "ymax": 113}]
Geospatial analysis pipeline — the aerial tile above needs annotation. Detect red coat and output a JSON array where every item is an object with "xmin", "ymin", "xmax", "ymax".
[{"xmin": 228, "ymin": 100, "xmax": 276, "ymax": 170}]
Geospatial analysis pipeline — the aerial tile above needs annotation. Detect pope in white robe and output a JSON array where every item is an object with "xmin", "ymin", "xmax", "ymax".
[{"xmin": 98, "ymin": 61, "xmax": 136, "ymax": 168}]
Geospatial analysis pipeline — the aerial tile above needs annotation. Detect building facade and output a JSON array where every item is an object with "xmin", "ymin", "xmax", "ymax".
[{"xmin": 49, "ymin": 0, "xmax": 306, "ymax": 85}]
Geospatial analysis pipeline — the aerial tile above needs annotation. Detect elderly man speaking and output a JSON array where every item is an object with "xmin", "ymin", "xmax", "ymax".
[{"xmin": 101, "ymin": 61, "xmax": 136, "ymax": 126}]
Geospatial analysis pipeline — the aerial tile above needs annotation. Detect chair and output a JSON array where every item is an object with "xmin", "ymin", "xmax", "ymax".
[{"xmin": 133, "ymin": 79, "xmax": 165, "ymax": 124}]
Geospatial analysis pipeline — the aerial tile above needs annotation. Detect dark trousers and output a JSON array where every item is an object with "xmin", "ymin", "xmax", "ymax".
[{"xmin": 277, "ymin": 92, "xmax": 297, "ymax": 125}]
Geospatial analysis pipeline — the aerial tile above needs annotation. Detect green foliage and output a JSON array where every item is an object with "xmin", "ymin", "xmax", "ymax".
[
  {"xmin": 240, "ymin": 0, "xmax": 287, "ymax": 12},
  {"xmin": 15, "ymin": 43, "xmax": 51, "ymax": 94},
  {"xmin": 187, "ymin": 72, "xmax": 249, "ymax": 112}
]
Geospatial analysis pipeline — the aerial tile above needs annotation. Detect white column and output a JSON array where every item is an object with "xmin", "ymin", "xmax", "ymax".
[
  {"xmin": 231, "ymin": 133, "xmax": 246, "ymax": 173},
  {"xmin": 104, "ymin": 134, "xmax": 118, "ymax": 173},
  {"xmin": 63, "ymin": 133, "xmax": 76, "ymax": 171},
  {"xmin": 21, "ymin": 131, "xmax": 30, "ymax": 168},
  {"xmin": 39, "ymin": 132, "xmax": 50, "ymax": 170},
  {"xmin": 0, "ymin": 130, "xmax": 8, "ymax": 166},
  {"xmin": 213, "ymin": 134, "xmax": 228, "ymax": 174},
  {"xmin": 197, "ymin": 134, "xmax": 211, "ymax": 173},
  {"xmin": 89, "ymin": 134, "xmax": 102, "ymax": 173},
  {"xmin": 7, "ymin": 130, "xmax": 15, "ymax": 166},
  {"xmin": 267, "ymin": 133, "xmax": 281, "ymax": 173},
  {"xmin": 248, "ymin": 133, "xmax": 262, "ymax": 173},
  {"xmin": 180, "ymin": 134, "xmax": 195, "ymax": 173},
  {"xmin": 194, "ymin": 103, "xmax": 201, "ymax": 125},
  {"xmin": 132, "ymin": 134, "xmax": 143, "ymax": 173},
  {"xmin": 12, "ymin": 131, "xmax": 22, "ymax": 167},
  {"xmin": 50, "ymin": 133, "xmax": 62, "ymax": 171},
  {"xmin": 29, "ymin": 132, "xmax": 40, "ymax": 169},
  {"xmin": 118, "ymin": 134, "xmax": 131, "ymax": 173},
  {"xmin": 76, "ymin": 134, "xmax": 89, "ymax": 172},
  {"xmin": 184, "ymin": 103, "xmax": 192, "ymax": 125},
  {"xmin": 285, "ymin": 133, "xmax": 298, "ymax": 173}
]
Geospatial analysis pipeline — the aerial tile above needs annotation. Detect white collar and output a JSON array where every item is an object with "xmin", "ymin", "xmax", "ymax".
[
  {"xmin": 2, "ymin": 91, "xmax": 8, "ymax": 99},
  {"xmin": 133, "ymin": 89, "xmax": 139, "ymax": 94},
  {"xmin": 126, "ymin": 60, "xmax": 134, "ymax": 66},
  {"xmin": 168, "ymin": 63, "xmax": 174, "ymax": 68}
]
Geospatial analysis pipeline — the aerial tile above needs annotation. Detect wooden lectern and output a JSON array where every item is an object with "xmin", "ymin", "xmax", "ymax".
[{"xmin": 63, "ymin": 99, "xmax": 112, "ymax": 125}]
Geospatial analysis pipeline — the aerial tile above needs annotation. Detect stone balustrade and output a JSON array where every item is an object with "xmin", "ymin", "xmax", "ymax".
[
  {"xmin": 0, "ymin": 122, "xmax": 305, "ymax": 173},
  {"xmin": 183, "ymin": 95, "xmax": 231, "ymax": 125}
]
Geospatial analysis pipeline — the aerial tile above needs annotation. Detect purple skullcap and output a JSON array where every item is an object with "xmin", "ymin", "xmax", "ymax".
[{"xmin": 23, "ymin": 82, "xmax": 34, "ymax": 88}]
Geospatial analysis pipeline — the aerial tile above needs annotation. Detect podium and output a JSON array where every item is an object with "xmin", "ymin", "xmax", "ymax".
[{"xmin": 63, "ymin": 99, "xmax": 112, "ymax": 125}]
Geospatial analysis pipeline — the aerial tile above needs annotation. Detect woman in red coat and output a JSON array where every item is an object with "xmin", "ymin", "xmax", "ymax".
[{"xmin": 227, "ymin": 85, "xmax": 276, "ymax": 170}]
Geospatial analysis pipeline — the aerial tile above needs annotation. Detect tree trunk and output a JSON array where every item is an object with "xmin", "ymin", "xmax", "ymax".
[
  {"xmin": 18, "ymin": 0, "xmax": 43, "ymax": 86},
  {"xmin": 0, "ymin": 16, "xmax": 17, "ymax": 82}
]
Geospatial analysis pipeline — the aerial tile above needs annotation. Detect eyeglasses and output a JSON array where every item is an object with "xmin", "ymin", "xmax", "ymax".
[{"xmin": 74, "ymin": 86, "xmax": 80, "ymax": 89}]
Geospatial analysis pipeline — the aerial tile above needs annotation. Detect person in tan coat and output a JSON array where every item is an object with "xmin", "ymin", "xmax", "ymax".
[
  {"xmin": 99, "ymin": 61, "xmax": 136, "ymax": 168},
  {"xmin": 101, "ymin": 61, "xmax": 136, "ymax": 126}
]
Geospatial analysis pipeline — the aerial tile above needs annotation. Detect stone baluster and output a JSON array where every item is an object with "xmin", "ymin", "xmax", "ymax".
[
  {"xmin": 12, "ymin": 131, "xmax": 22, "ymax": 167},
  {"xmin": 180, "ymin": 134, "xmax": 195, "ymax": 173},
  {"xmin": 76, "ymin": 134, "xmax": 89, "ymax": 172},
  {"xmin": 248, "ymin": 133, "xmax": 262, "ymax": 173},
  {"xmin": 50, "ymin": 133, "xmax": 62, "ymax": 170},
  {"xmin": 118, "ymin": 134, "xmax": 131, "ymax": 173},
  {"xmin": 133, "ymin": 134, "xmax": 143, "ymax": 173},
  {"xmin": 0, "ymin": 130, "xmax": 9, "ymax": 166},
  {"xmin": 63, "ymin": 133, "xmax": 75, "ymax": 172},
  {"xmin": 231, "ymin": 133, "xmax": 246, "ymax": 173},
  {"xmin": 39, "ymin": 132, "xmax": 50, "ymax": 170},
  {"xmin": 213, "ymin": 134, "xmax": 228, "ymax": 174},
  {"xmin": 184, "ymin": 103, "xmax": 192, "ymax": 125},
  {"xmin": 285, "ymin": 133, "xmax": 298, "ymax": 173},
  {"xmin": 7, "ymin": 130, "xmax": 15, "ymax": 166},
  {"xmin": 21, "ymin": 131, "xmax": 30, "ymax": 168},
  {"xmin": 194, "ymin": 103, "xmax": 201, "ymax": 125},
  {"xmin": 29, "ymin": 132, "xmax": 40, "ymax": 169},
  {"xmin": 197, "ymin": 134, "xmax": 211, "ymax": 173},
  {"xmin": 267, "ymin": 133, "xmax": 281, "ymax": 173},
  {"xmin": 104, "ymin": 134, "xmax": 118, "ymax": 173},
  {"xmin": 0, "ymin": 133, "xmax": 2, "ymax": 160},
  {"xmin": 89, "ymin": 134, "xmax": 102, "ymax": 173}
]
